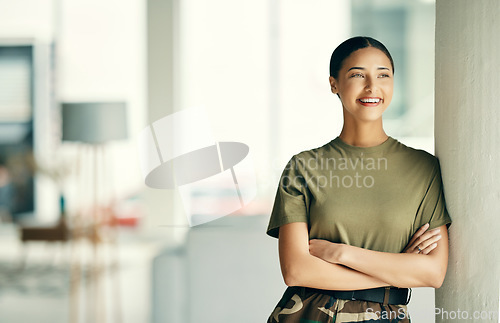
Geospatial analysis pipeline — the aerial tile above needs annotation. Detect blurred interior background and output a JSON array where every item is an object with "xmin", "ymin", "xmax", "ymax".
[{"xmin": 0, "ymin": 0, "xmax": 438, "ymax": 322}]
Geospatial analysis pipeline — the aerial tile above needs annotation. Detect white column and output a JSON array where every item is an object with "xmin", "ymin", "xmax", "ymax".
[
  {"xmin": 435, "ymin": 1, "xmax": 500, "ymax": 322},
  {"xmin": 145, "ymin": 0, "xmax": 188, "ymax": 235}
]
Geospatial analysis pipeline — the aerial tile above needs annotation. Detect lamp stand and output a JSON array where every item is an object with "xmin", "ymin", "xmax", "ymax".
[{"xmin": 69, "ymin": 144, "xmax": 122, "ymax": 323}]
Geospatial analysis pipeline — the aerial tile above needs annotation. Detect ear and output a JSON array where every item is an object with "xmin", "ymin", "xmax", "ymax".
[{"xmin": 329, "ymin": 76, "xmax": 338, "ymax": 94}]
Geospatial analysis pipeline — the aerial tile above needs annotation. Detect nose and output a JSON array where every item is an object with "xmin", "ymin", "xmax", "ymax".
[{"xmin": 365, "ymin": 77, "xmax": 377, "ymax": 93}]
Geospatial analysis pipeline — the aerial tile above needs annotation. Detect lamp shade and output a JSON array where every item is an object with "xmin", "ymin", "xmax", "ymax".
[{"xmin": 62, "ymin": 102, "xmax": 128, "ymax": 143}]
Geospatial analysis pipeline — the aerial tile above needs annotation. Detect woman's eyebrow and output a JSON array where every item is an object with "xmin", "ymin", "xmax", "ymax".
[{"xmin": 347, "ymin": 66, "xmax": 390, "ymax": 71}]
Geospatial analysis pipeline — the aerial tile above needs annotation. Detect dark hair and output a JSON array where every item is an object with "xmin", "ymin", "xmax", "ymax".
[{"xmin": 329, "ymin": 36, "xmax": 394, "ymax": 79}]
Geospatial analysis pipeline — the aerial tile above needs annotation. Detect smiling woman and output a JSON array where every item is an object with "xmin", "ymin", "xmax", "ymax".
[
  {"xmin": 265, "ymin": 36, "xmax": 452, "ymax": 323},
  {"xmin": 330, "ymin": 47, "xmax": 394, "ymax": 126}
]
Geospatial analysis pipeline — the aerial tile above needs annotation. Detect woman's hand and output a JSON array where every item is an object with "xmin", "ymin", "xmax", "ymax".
[
  {"xmin": 402, "ymin": 223, "xmax": 442, "ymax": 255},
  {"xmin": 308, "ymin": 239, "xmax": 344, "ymax": 264}
]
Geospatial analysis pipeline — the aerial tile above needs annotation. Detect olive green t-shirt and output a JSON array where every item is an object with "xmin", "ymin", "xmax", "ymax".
[{"xmin": 266, "ymin": 136, "xmax": 452, "ymax": 253}]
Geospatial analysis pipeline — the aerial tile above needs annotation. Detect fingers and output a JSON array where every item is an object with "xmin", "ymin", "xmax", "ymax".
[
  {"xmin": 403, "ymin": 223, "xmax": 429, "ymax": 253},
  {"xmin": 419, "ymin": 241, "xmax": 438, "ymax": 255},
  {"xmin": 416, "ymin": 241, "xmax": 437, "ymax": 255},
  {"xmin": 415, "ymin": 231, "xmax": 442, "ymax": 255},
  {"xmin": 407, "ymin": 223, "xmax": 429, "ymax": 246},
  {"xmin": 406, "ymin": 224, "xmax": 442, "ymax": 254}
]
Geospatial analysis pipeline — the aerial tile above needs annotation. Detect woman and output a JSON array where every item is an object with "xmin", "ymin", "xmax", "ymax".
[{"xmin": 266, "ymin": 36, "xmax": 452, "ymax": 322}]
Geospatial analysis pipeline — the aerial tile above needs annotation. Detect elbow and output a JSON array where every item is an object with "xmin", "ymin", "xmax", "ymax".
[
  {"xmin": 283, "ymin": 274, "xmax": 296, "ymax": 287},
  {"xmin": 283, "ymin": 265, "xmax": 301, "ymax": 287},
  {"xmin": 282, "ymin": 261, "xmax": 305, "ymax": 287},
  {"xmin": 429, "ymin": 264, "xmax": 447, "ymax": 289},
  {"xmin": 431, "ymin": 272, "xmax": 446, "ymax": 289},
  {"xmin": 433, "ymin": 280, "xmax": 443, "ymax": 289}
]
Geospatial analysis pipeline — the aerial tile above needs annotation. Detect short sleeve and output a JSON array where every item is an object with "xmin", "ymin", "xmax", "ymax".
[
  {"xmin": 415, "ymin": 158, "xmax": 452, "ymax": 231},
  {"xmin": 266, "ymin": 155, "xmax": 310, "ymax": 239}
]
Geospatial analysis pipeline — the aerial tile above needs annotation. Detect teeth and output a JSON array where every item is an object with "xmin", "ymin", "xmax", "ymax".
[{"xmin": 360, "ymin": 98, "xmax": 381, "ymax": 103}]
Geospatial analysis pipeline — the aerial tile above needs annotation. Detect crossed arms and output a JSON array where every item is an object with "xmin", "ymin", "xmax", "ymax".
[{"xmin": 278, "ymin": 222, "xmax": 449, "ymax": 290}]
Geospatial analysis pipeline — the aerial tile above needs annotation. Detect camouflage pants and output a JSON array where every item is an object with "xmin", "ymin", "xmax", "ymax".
[{"xmin": 267, "ymin": 286, "xmax": 411, "ymax": 322}]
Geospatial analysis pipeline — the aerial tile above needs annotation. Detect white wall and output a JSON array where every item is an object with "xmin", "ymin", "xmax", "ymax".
[
  {"xmin": 0, "ymin": 0, "xmax": 54, "ymax": 41},
  {"xmin": 436, "ymin": 0, "xmax": 500, "ymax": 322}
]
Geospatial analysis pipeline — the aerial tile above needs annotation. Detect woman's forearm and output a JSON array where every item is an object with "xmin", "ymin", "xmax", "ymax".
[
  {"xmin": 339, "ymin": 245, "xmax": 437, "ymax": 288},
  {"xmin": 287, "ymin": 253, "xmax": 392, "ymax": 291}
]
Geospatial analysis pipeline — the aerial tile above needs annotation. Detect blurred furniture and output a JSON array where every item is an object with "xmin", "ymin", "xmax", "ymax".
[
  {"xmin": 19, "ymin": 196, "xmax": 69, "ymax": 242},
  {"xmin": 20, "ymin": 217, "xmax": 69, "ymax": 242},
  {"xmin": 62, "ymin": 101, "xmax": 127, "ymax": 323},
  {"xmin": 17, "ymin": 208, "xmax": 70, "ymax": 269}
]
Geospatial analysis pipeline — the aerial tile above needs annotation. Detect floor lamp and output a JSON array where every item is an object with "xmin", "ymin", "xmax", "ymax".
[{"xmin": 62, "ymin": 102, "xmax": 127, "ymax": 323}]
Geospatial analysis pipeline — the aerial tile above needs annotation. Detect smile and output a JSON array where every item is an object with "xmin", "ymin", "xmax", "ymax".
[{"xmin": 357, "ymin": 97, "xmax": 382, "ymax": 106}]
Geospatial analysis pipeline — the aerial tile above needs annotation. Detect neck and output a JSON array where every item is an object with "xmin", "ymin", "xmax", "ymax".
[{"xmin": 339, "ymin": 115, "xmax": 388, "ymax": 147}]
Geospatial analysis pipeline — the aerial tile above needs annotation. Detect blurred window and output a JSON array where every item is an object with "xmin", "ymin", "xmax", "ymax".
[{"xmin": 351, "ymin": 0, "xmax": 435, "ymax": 138}]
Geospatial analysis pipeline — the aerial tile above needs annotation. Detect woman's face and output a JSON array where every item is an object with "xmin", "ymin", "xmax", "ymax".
[{"xmin": 329, "ymin": 47, "xmax": 394, "ymax": 123}]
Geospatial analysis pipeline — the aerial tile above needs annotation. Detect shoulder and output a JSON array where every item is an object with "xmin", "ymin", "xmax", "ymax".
[
  {"xmin": 289, "ymin": 141, "xmax": 332, "ymax": 169},
  {"xmin": 390, "ymin": 138, "xmax": 440, "ymax": 171}
]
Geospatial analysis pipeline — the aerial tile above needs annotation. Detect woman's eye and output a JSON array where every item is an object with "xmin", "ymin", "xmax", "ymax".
[
  {"xmin": 379, "ymin": 74, "xmax": 390, "ymax": 78},
  {"xmin": 350, "ymin": 73, "xmax": 363, "ymax": 78}
]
